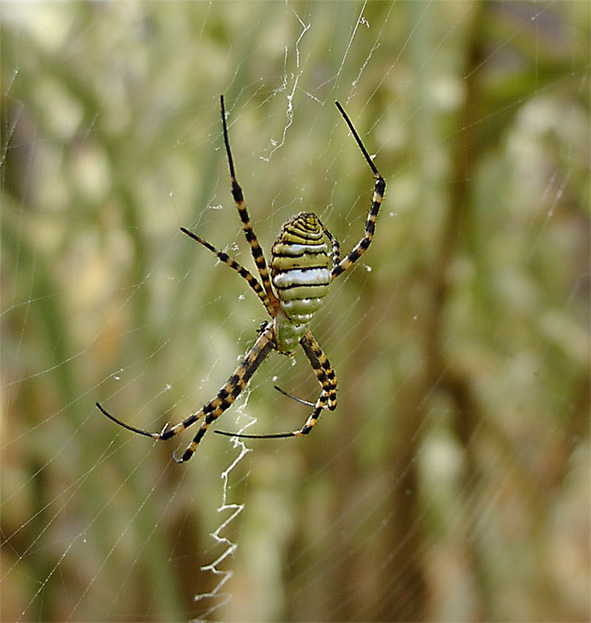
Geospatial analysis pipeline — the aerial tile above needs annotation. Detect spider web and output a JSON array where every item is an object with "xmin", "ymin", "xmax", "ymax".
[{"xmin": 1, "ymin": 2, "xmax": 590, "ymax": 622}]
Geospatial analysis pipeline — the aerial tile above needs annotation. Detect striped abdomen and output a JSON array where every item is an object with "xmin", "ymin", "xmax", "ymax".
[{"xmin": 271, "ymin": 213, "xmax": 331, "ymax": 352}]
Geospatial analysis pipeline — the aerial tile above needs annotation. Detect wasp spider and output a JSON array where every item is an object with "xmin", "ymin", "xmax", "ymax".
[{"xmin": 96, "ymin": 95, "xmax": 385, "ymax": 463}]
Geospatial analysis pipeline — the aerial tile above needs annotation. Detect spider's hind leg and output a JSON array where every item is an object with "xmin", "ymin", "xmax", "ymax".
[
  {"xmin": 219, "ymin": 95, "xmax": 279, "ymax": 310},
  {"xmin": 180, "ymin": 226, "xmax": 275, "ymax": 316},
  {"xmin": 331, "ymin": 101, "xmax": 385, "ymax": 280}
]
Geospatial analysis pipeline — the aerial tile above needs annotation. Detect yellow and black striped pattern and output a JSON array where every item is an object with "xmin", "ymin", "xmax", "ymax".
[
  {"xmin": 96, "ymin": 95, "xmax": 384, "ymax": 461},
  {"xmin": 270, "ymin": 213, "xmax": 331, "ymax": 352},
  {"xmin": 167, "ymin": 324, "xmax": 274, "ymax": 462}
]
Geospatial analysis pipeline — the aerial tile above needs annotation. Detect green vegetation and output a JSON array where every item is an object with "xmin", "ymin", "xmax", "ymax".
[{"xmin": 2, "ymin": 2, "xmax": 589, "ymax": 621}]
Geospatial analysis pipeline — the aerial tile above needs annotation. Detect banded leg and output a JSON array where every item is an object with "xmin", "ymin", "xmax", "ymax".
[
  {"xmin": 319, "ymin": 220, "xmax": 341, "ymax": 273},
  {"xmin": 295, "ymin": 329, "xmax": 337, "ymax": 434},
  {"xmin": 331, "ymin": 101, "xmax": 386, "ymax": 279},
  {"xmin": 220, "ymin": 95, "xmax": 279, "ymax": 311},
  {"xmin": 215, "ymin": 329, "xmax": 337, "ymax": 440},
  {"xmin": 180, "ymin": 227, "xmax": 275, "ymax": 316},
  {"xmin": 97, "ymin": 323, "xmax": 275, "ymax": 462},
  {"xmin": 173, "ymin": 323, "xmax": 274, "ymax": 462}
]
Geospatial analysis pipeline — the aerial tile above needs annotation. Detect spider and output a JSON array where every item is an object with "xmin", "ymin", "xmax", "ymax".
[{"xmin": 96, "ymin": 95, "xmax": 385, "ymax": 463}]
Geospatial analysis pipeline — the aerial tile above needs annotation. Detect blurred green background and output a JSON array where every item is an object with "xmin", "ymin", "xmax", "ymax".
[{"xmin": 1, "ymin": 2, "xmax": 589, "ymax": 621}]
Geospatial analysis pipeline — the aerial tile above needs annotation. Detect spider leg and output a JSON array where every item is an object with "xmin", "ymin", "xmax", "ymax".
[
  {"xmin": 295, "ymin": 329, "xmax": 338, "ymax": 433},
  {"xmin": 97, "ymin": 323, "xmax": 275, "ymax": 461},
  {"xmin": 96, "ymin": 402, "xmax": 165, "ymax": 439},
  {"xmin": 331, "ymin": 101, "xmax": 386, "ymax": 279},
  {"xmin": 215, "ymin": 329, "xmax": 336, "ymax": 440},
  {"xmin": 220, "ymin": 95, "xmax": 280, "ymax": 310},
  {"xmin": 273, "ymin": 384, "xmax": 315, "ymax": 408},
  {"xmin": 95, "ymin": 401, "xmax": 203, "ymax": 442},
  {"xmin": 172, "ymin": 322, "xmax": 275, "ymax": 462},
  {"xmin": 319, "ymin": 220, "xmax": 341, "ymax": 273},
  {"xmin": 180, "ymin": 227, "xmax": 275, "ymax": 316}
]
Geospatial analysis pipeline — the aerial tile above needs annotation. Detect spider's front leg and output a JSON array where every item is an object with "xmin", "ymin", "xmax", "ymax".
[
  {"xmin": 214, "ymin": 329, "xmax": 337, "ymax": 439},
  {"xmin": 294, "ymin": 330, "xmax": 337, "ymax": 435},
  {"xmin": 172, "ymin": 323, "xmax": 275, "ymax": 462},
  {"xmin": 97, "ymin": 323, "xmax": 275, "ymax": 462},
  {"xmin": 214, "ymin": 330, "xmax": 336, "ymax": 441}
]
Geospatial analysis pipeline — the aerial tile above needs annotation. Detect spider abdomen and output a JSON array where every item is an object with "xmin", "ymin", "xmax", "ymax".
[{"xmin": 271, "ymin": 213, "xmax": 331, "ymax": 351}]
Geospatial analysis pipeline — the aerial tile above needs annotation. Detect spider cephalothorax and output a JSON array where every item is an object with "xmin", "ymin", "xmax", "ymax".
[{"xmin": 96, "ymin": 95, "xmax": 384, "ymax": 462}]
